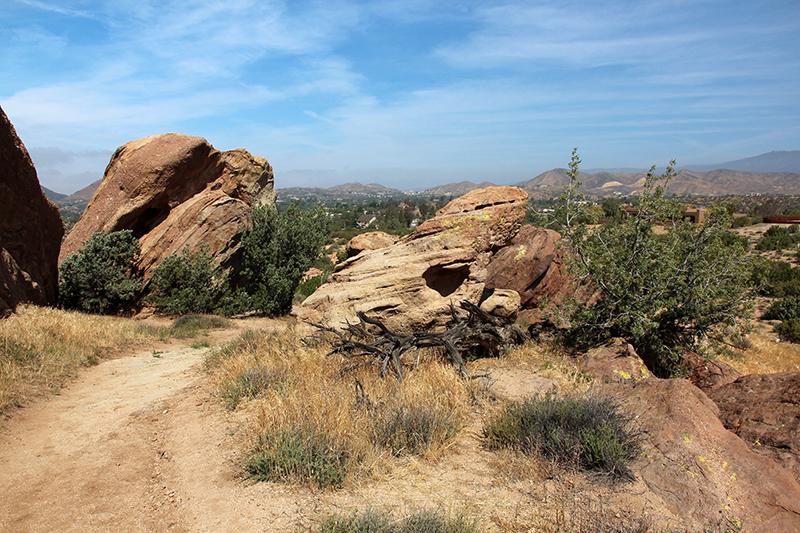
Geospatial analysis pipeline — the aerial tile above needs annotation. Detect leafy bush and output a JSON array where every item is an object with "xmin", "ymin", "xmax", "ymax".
[
  {"xmin": 483, "ymin": 392, "xmax": 639, "ymax": 478},
  {"xmin": 755, "ymin": 225, "xmax": 800, "ymax": 251},
  {"xmin": 777, "ymin": 319, "xmax": 800, "ymax": 343},
  {"xmin": 371, "ymin": 404, "xmax": 462, "ymax": 456},
  {"xmin": 244, "ymin": 425, "xmax": 350, "ymax": 489},
  {"xmin": 751, "ymin": 258, "xmax": 800, "ymax": 297},
  {"xmin": 295, "ymin": 274, "xmax": 325, "ymax": 302},
  {"xmin": 241, "ymin": 202, "xmax": 329, "ymax": 316},
  {"xmin": 557, "ymin": 150, "xmax": 753, "ymax": 373},
  {"xmin": 147, "ymin": 244, "xmax": 219, "ymax": 315},
  {"xmin": 763, "ymin": 297, "xmax": 800, "ymax": 321},
  {"xmin": 59, "ymin": 230, "xmax": 143, "ymax": 314},
  {"xmin": 314, "ymin": 508, "xmax": 480, "ymax": 533}
]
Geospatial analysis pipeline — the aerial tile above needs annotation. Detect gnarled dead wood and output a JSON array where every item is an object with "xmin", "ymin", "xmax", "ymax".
[{"xmin": 305, "ymin": 300, "xmax": 528, "ymax": 381}]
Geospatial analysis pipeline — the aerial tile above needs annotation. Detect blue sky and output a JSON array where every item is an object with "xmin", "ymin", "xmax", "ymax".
[{"xmin": 2, "ymin": 0, "xmax": 799, "ymax": 194}]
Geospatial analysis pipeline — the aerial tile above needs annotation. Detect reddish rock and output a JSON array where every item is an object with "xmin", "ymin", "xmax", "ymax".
[
  {"xmin": 346, "ymin": 231, "xmax": 398, "ymax": 257},
  {"xmin": 579, "ymin": 337, "xmax": 651, "ymax": 383},
  {"xmin": 485, "ymin": 225, "xmax": 572, "ymax": 312},
  {"xmin": 684, "ymin": 351, "xmax": 742, "ymax": 392},
  {"xmin": 708, "ymin": 372, "xmax": 800, "ymax": 480},
  {"xmin": 59, "ymin": 134, "xmax": 275, "ymax": 286},
  {"xmin": 0, "ymin": 106, "xmax": 64, "ymax": 313},
  {"xmin": 600, "ymin": 378, "xmax": 800, "ymax": 531}
]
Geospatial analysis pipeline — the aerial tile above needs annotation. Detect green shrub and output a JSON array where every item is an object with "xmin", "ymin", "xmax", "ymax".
[
  {"xmin": 751, "ymin": 258, "xmax": 800, "ymax": 297},
  {"xmin": 295, "ymin": 274, "xmax": 325, "ymax": 302},
  {"xmin": 755, "ymin": 226, "xmax": 800, "ymax": 251},
  {"xmin": 222, "ymin": 366, "xmax": 285, "ymax": 409},
  {"xmin": 147, "ymin": 244, "xmax": 219, "ymax": 315},
  {"xmin": 244, "ymin": 425, "xmax": 349, "ymax": 489},
  {"xmin": 371, "ymin": 404, "xmax": 461, "ymax": 456},
  {"xmin": 777, "ymin": 318, "xmax": 800, "ymax": 343},
  {"xmin": 58, "ymin": 230, "xmax": 143, "ymax": 314},
  {"xmin": 241, "ymin": 202, "xmax": 329, "ymax": 316},
  {"xmin": 763, "ymin": 297, "xmax": 800, "ymax": 321},
  {"xmin": 557, "ymin": 150, "xmax": 753, "ymax": 374},
  {"xmin": 483, "ymin": 392, "xmax": 639, "ymax": 478},
  {"xmin": 314, "ymin": 508, "xmax": 480, "ymax": 533},
  {"xmin": 168, "ymin": 314, "xmax": 228, "ymax": 338}
]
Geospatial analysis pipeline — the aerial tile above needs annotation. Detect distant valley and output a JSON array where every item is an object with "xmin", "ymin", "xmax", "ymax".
[{"xmin": 44, "ymin": 151, "xmax": 800, "ymax": 208}]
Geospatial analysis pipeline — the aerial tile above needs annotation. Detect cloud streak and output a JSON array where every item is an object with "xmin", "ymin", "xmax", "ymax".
[{"xmin": 2, "ymin": 0, "xmax": 799, "ymax": 193}]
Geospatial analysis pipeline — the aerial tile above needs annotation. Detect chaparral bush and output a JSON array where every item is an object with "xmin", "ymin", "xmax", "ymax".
[
  {"xmin": 555, "ymin": 149, "xmax": 753, "ymax": 374},
  {"xmin": 58, "ymin": 230, "xmax": 143, "ymax": 315}
]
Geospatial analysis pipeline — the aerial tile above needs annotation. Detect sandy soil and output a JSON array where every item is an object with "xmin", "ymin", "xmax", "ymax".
[{"xmin": 0, "ymin": 319, "xmax": 675, "ymax": 533}]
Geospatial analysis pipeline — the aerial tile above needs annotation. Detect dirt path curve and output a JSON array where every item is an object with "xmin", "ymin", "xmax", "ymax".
[{"xmin": 0, "ymin": 320, "xmax": 294, "ymax": 533}]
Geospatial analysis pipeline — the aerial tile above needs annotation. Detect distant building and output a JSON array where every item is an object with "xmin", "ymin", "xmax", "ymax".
[
  {"xmin": 622, "ymin": 206, "xmax": 707, "ymax": 225},
  {"xmin": 356, "ymin": 214, "xmax": 377, "ymax": 228}
]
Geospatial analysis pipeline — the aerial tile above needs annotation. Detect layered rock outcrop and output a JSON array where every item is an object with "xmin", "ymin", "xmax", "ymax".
[
  {"xmin": 708, "ymin": 372, "xmax": 800, "ymax": 480},
  {"xmin": 600, "ymin": 378, "xmax": 800, "ymax": 531},
  {"xmin": 299, "ymin": 186, "xmax": 571, "ymax": 331},
  {"xmin": 59, "ymin": 134, "xmax": 276, "ymax": 286},
  {"xmin": 0, "ymin": 106, "xmax": 64, "ymax": 314}
]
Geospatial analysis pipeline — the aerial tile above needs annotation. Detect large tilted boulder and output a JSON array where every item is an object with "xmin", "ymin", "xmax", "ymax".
[
  {"xmin": 298, "ymin": 186, "xmax": 531, "ymax": 331},
  {"xmin": 59, "ymin": 133, "xmax": 276, "ymax": 286},
  {"xmin": 0, "ymin": 106, "xmax": 64, "ymax": 314},
  {"xmin": 600, "ymin": 378, "xmax": 800, "ymax": 532}
]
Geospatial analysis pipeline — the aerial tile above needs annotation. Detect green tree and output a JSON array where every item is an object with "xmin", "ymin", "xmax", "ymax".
[
  {"xmin": 147, "ymin": 244, "xmax": 219, "ymax": 315},
  {"xmin": 59, "ymin": 230, "xmax": 143, "ymax": 314},
  {"xmin": 241, "ymin": 202, "xmax": 329, "ymax": 316},
  {"xmin": 557, "ymin": 149, "xmax": 753, "ymax": 374}
]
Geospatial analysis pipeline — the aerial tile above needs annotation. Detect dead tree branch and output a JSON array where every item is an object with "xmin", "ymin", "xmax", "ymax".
[{"xmin": 305, "ymin": 300, "xmax": 528, "ymax": 381}]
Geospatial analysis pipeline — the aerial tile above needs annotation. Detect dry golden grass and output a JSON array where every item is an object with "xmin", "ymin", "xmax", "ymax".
[
  {"xmin": 722, "ymin": 331, "xmax": 800, "ymax": 375},
  {"xmin": 0, "ymin": 304, "xmax": 159, "ymax": 413},
  {"xmin": 205, "ymin": 328, "xmax": 478, "ymax": 487}
]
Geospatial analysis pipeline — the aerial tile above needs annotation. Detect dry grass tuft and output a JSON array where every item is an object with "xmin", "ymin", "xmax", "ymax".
[
  {"xmin": 205, "ymin": 329, "xmax": 476, "ymax": 488},
  {"xmin": 722, "ymin": 331, "xmax": 800, "ymax": 375},
  {"xmin": 0, "ymin": 304, "xmax": 158, "ymax": 413}
]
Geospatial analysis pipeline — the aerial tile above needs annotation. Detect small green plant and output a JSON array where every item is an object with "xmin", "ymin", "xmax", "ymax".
[
  {"xmin": 776, "ymin": 318, "xmax": 800, "ymax": 343},
  {"xmin": 296, "ymin": 274, "xmax": 325, "ymax": 302},
  {"xmin": 223, "ymin": 366, "xmax": 284, "ymax": 408},
  {"xmin": 58, "ymin": 230, "xmax": 143, "ymax": 314},
  {"xmin": 168, "ymin": 314, "xmax": 228, "ymax": 339},
  {"xmin": 371, "ymin": 404, "xmax": 462, "ymax": 456},
  {"xmin": 147, "ymin": 244, "xmax": 220, "ymax": 315},
  {"xmin": 483, "ymin": 392, "xmax": 639, "ymax": 478},
  {"xmin": 244, "ymin": 425, "xmax": 350, "ymax": 489},
  {"xmin": 314, "ymin": 508, "xmax": 480, "ymax": 533}
]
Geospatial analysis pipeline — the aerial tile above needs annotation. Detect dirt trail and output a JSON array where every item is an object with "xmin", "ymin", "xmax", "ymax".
[{"xmin": 0, "ymin": 322, "xmax": 292, "ymax": 533}]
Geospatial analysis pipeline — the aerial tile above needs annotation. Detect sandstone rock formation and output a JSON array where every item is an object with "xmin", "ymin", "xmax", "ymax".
[
  {"xmin": 600, "ymin": 378, "xmax": 800, "ymax": 531},
  {"xmin": 484, "ymin": 225, "xmax": 569, "ymax": 308},
  {"xmin": 708, "ymin": 372, "xmax": 800, "ymax": 480},
  {"xmin": 298, "ymin": 186, "xmax": 533, "ymax": 331},
  {"xmin": 578, "ymin": 337, "xmax": 651, "ymax": 383},
  {"xmin": 59, "ymin": 133, "xmax": 276, "ymax": 286},
  {"xmin": 0, "ymin": 106, "xmax": 64, "ymax": 314},
  {"xmin": 346, "ymin": 231, "xmax": 398, "ymax": 257}
]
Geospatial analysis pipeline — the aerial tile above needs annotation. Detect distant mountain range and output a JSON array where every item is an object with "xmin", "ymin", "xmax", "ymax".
[{"xmin": 44, "ymin": 151, "xmax": 800, "ymax": 208}]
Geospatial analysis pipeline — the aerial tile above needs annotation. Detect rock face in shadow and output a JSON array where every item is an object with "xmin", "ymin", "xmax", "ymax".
[
  {"xmin": 59, "ymin": 133, "xmax": 276, "ymax": 286},
  {"xmin": 0, "ymin": 106, "xmax": 64, "ymax": 314},
  {"xmin": 299, "ymin": 186, "xmax": 572, "ymax": 331},
  {"xmin": 600, "ymin": 378, "xmax": 800, "ymax": 532},
  {"xmin": 708, "ymin": 372, "xmax": 800, "ymax": 481}
]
